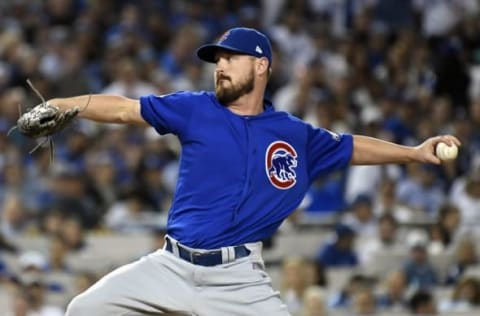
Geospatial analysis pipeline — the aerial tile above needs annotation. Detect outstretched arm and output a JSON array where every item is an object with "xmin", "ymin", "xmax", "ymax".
[
  {"xmin": 48, "ymin": 95, "xmax": 149, "ymax": 126},
  {"xmin": 351, "ymin": 135, "xmax": 461, "ymax": 165}
]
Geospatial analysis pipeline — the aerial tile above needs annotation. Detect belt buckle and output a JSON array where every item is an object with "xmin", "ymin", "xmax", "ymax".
[{"xmin": 191, "ymin": 251, "xmax": 202, "ymax": 263}]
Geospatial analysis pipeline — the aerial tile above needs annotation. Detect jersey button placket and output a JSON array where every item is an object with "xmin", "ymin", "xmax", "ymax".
[
  {"xmin": 236, "ymin": 117, "xmax": 253, "ymax": 213},
  {"xmin": 246, "ymin": 120, "xmax": 255, "ymax": 188}
]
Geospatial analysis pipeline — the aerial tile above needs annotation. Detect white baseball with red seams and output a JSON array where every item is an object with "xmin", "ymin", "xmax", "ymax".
[{"xmin": 436, "ymin": 142, "xmax": 458, "ymax": 160}]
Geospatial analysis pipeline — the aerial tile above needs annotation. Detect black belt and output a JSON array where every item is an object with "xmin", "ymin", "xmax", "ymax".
[{"xmin": 165, "ymin": 238, "xmax": 250, "ymax": 267}]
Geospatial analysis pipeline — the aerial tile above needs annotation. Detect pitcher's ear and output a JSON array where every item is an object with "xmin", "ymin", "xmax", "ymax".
[{"xmin": 256, "ymin": 57, "xmax": 270, "ymax": 76}]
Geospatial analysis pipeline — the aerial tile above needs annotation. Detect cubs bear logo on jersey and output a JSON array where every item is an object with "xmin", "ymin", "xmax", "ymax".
[{"xmin": 265, "ymin": 141, "xmax": 298, "ymax": 189}]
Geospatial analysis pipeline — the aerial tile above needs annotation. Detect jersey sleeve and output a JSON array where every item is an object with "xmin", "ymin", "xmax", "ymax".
[
  {"xmin": 307, "ymin": 126, "xmax": 353, "ymax": 181},
  {"xmin": 140, "ymin": 92, "xmax": 195, "ymax": 136}
]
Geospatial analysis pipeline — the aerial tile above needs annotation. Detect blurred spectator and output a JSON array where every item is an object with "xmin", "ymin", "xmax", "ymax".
[
  {"xmin": 428, "ymin": 203, "xmax": 461, "ymax": 254},
  {"xmin": 280, "ymin": 256, "xmax": 310, "ymax": 315},
  {"xmin": 396, "ymin": 163, "xmax": 445, "ymax": 218},
  {"xmin": 351, "ymin": 287, "xmax": 377, "ymax": 316},
  {"xmin": 49, "ymin": 165, "xmax": 98, "ymax": 229},
  {"xmin": 373, "ymin": 0, "xmax": 416, "ymax": 32},
  {"xmin": 101, "ymin": 57, "xmax": 155, "ymax": 99},
  {"xmin": 373, "ymin": 178, "xmax": 415, "ymax": 223},
  {"xmin": 449, "ymin": 167, "xmax": 480, "ymax": 233},
  {"xmin": 0, "ymin": 232, "xmax": 17, "ymax": 253},
  {"xmin": 307, "ymin": 0, "xmax": 371, "ymax": 38},
  {"xmin": 19, "ymin": 251, "xmax": 47, "ymax": 273},
  {"xmin": 359, "ymin": 213, "xmax": 402, "ymax": 266},
  {"xmin": 1, "ymin": 267, "xmax": 23, "ymax": 293},
  {"xmin": 134, "ymin": 153, "xmax": 170, "ymax": 212},
  {"xmin": 158, "ymin": 24, "xmax": 202, "ymax": 78},
  {"xmin": 40, "ymin": 209, "xmax": 65, "ymax": 237},
  {"xmin": 0, "ymin": 192, "xmax": 32, "ymax": 239},
  {"xmin": 39, "ymin": 26, "xmax": 70, "ymax": 82},
  {"xmin": 46, "ymin": 234, "xmax": 71, "ymax": 273},
  {"xmin": 439, "ymin": 276, "xmax": 480, "ymax": 312},
  {"xmin": 104, "ymin": 3, "xmax": 144, "ymax": 47},
  {"xmin": 4, "ymin": 292, "xmax": 31, "ymax": 316},
  {"xmin": 432, "ymin": 36, "xmax": 471, "ymax": 109},
  {"xmin": 237, "ymin": 3, "xmax": 263, "ymax": 30},
  {"xmin": 452, "ymin": 115, "xmax": 477, "ymax": 176},
  {"xmin": 1, "ymin": 86, "xmax": 28, "ymax": 127},
  {"xmin": 22, "ymin": 276, "xmax": 64, "ymax": 316},
  {"xmin": 273, "ymin": 58, "xmax": 333, "ymax": 125},
  {"xmin": 445, "ymin": 237, "xmax": 479, "ymax": 285},
  {"xmin": 72, "ymin": 271, "xmax": 98, "ymax": 296},
  {"xmin": 300, "ymin": 285, "xmax": 326, "ymax": 316},
  {"xmin": 13, "ymin": 251, "xmax": 67, "ymax": 314},
  {"xmin": 408, "ymin": 289, "xmax": 437, "ymax": 315},
  {"xmin": 382, "ymin": 97, "xmax": 417, "ymax": 145},
  {"xmin": 25, "ymin": 150, "xmax": 57, "ymax": 213},
  {"xmin": 84, "ymin": 152, "xmax": 120, "ymax": 213},
  {"xmin": 376, "ymin": 270, "xmax": 408, "ymax": 312},
  {"xmin": 170, "ymin": 59, "xmax": 204, "ymax": 91},
  {"xmin": 328, "ymin": 274, "xmax": 372, "ymax": 310},
  {"xmin": 341, "ymin": 194, "xmax": 377, "ymax": 237},
  {"xmin": 416, "ymin": 0, "xmax": 478, "ymax": 38},
  {"xmin": 44, "ymin": 0, "xmax": 76, "ymax": 27},
  {"xmin": 471, "ymin": 98, "xmax": 480, "ymax": 142},
  {"xmin": 315, "ymin": 224, "xmax": 359, "ymax": 268},
  {"xmin": 56, "ymin": 129, "xmax": 90, "ymax": 171},
  {"xmin": 54, "ymin": 45, "xmax": 91, "ymax": 98},
  {"xmin": 0, "ymin": 160, "xmax": 35, "ymax": 211},
  {"xmin": 269, "ymin": 9, "xmax": 315, "ymax": 74},
  {"xmin": 104, "ymin": 189, "xmax": 159, "ymax": 234},
  {"xmin": 301, "ymin": 169, "xmax": 348, "ymax": 216},
  {"xmin": 59, "ymin": 216, "xmax": 86, "ymax": 252},
  {"xmin": 346, "ymin": 165, "xmax": 402, "ymax": 211},
  {"xmin": 307, "ymin": 258, "xmax": 328, "ymax": 288},
  {"xmin": 402, "ymin": 242, "xmax": 439, "ymax": 290},
  {"xmin": 430, "ymin": 97, "xmax": 454, "ymax": 135}
]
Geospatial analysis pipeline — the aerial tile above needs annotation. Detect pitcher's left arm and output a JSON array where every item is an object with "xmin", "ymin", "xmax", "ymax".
[{"xmin": 350, "ymin": 135, "xmax": 461, "ymax": 165}]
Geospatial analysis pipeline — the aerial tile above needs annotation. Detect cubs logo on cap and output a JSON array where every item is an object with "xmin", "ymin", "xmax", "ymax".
[
  {"xmin": 196, "ymin": 27, "xmax": 272, "ymax": 66},
  {"xmin": 265, "ymin": 141, "xmax": 298, "ymax": 189},
  {"xmin": 218, "ymin": 30, "xmax": 231, "ymax": 42}
]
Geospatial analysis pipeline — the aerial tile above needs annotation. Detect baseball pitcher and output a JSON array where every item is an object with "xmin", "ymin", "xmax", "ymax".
[{"xmin": 13, "ymin": 27, "xmax": 460, "ymax": 316}]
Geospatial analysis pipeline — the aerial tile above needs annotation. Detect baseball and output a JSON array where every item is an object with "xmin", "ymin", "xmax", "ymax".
[{"xmin": 435, "ymin": 142, "xmax": 458, "ymax": 160}]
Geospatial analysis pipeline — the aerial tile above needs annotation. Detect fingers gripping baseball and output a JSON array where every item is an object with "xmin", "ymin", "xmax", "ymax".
[{"xmin": 417, "ymin": 135, "xmax": 461, "ymax": 164}]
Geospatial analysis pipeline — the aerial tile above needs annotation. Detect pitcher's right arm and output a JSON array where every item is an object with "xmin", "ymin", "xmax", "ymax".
[{"xmin": 48, "ymin": 95, "xmax": 148, "ymax": 126}]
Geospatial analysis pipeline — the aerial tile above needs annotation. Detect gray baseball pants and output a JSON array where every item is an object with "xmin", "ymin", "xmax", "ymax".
[{"xmin": 65, "ymin": 240, "xmax": 291, "ymax": 316}]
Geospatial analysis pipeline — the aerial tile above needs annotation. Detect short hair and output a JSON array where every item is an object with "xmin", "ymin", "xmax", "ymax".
[
  {"xmin": 409, "ymin": 290, "xmax": 433, "ymax": 312},
  {"xmin": 378, "ymin": 213, "xmax": 398, "ymax": 226}
]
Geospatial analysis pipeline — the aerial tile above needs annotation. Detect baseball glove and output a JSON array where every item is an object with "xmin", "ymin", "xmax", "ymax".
[
  {"xmin": 15, "ymin": 103, "xmax": 80, "ymax": 138},
  {"xmin": 8, "ymin": 79, "xmax": 88, "ymax": 161}
]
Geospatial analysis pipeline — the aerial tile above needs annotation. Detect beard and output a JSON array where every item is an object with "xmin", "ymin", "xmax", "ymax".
[{"xmin": 215, "ymin": 70, "xmax": 255, "ymax": 105}]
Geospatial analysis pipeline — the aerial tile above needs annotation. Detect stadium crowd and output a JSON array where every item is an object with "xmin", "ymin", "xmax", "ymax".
[{"xmin": 0, "ymin": 0, "xmax": 480, "ymax": 315}]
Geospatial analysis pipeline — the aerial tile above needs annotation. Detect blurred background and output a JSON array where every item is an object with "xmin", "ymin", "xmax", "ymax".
[{"xmin": 0, "ymin": 0, "xmax": 480, "ymax": 315}]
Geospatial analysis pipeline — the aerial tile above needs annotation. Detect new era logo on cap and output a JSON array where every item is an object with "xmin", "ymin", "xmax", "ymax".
[{"xmin": 196, "ymin": 27, "xmax": 272, "ymax": 66}]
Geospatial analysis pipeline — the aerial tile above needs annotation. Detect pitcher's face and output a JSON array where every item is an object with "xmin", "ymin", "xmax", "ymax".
[{"xmin": 214, "ymin": 51, "xmax": 255, "ymax": 104}]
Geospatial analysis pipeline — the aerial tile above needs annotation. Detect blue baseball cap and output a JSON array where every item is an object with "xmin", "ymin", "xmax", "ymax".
[
  {"xmin": 335, "ymin": 224, "xmax": 355, "ymax": 238},
  {"xmin": 196, "ymin": 27, "xmax": 272, "ymax": 66}
]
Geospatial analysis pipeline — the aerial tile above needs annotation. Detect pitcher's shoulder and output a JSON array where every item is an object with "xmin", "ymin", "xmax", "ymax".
[{"xmin": 272, "ymin": 110, "xmax": 308, "ymax": 125}]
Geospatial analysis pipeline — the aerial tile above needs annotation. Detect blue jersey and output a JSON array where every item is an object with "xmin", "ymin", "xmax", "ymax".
[{"xmin": 140, "ymin": 91, "xmax": 353, "ymax": 249}]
